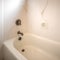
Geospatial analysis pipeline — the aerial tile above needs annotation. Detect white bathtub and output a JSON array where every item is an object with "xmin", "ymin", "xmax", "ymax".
[{"xmin": 3, "ymin": 33, "xmax": 60, "ymax": 60}]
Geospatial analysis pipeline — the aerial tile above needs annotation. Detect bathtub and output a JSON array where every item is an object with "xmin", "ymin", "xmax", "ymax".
[{"xmin": 3, "ymin": 33, "xmax": 60, "ymax": 60}]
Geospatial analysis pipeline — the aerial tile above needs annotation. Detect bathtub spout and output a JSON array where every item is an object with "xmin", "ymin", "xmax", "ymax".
[{"xmin": 18, "ymin": 37, "xmax": 22, "ymax": 40}]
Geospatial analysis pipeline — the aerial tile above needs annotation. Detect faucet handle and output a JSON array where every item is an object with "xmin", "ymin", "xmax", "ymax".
[
  {"xmin": 17, "ymin": 31, "xmax": 21, "ymax": 34},
  {"xmin": 20, "ymin": 32, "xmax": 24, "ymax": 36},
  {"xmin": 17, "ymin": 31, "xmax": 24, "ymax": 36}
]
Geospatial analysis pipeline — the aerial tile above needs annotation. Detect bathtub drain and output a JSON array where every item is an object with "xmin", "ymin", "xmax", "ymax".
[{"xmin": 21, "ymin": 49, "xmax": 25, "ymax": 52}]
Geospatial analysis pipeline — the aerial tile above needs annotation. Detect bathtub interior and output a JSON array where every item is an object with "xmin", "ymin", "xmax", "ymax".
[{"xmin": 14, "ymin": 33, "xmax": 60, "ymax": 60}]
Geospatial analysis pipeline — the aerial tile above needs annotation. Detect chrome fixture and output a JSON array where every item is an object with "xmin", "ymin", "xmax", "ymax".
[
  {"xmin": 21, "ymin": 49, "xmax": 25, "ymax": 52},
  {"xmin": 16, "ymin": 19, "xmax": 21, "ymax": 25},
  {"xmin": 18, "ymin": 37, "xmax": 22, "ymax": 40},
  {"xmin": 17, "ymin": 31, "xmax": 24, "ymax": 36}
]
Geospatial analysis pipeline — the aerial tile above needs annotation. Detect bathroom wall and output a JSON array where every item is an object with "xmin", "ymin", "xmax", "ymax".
[
  {"xmin": 0, "ymin": 0, "xmax": 3, "ymax": 59},
  {"xmin": 0, "ymin": 0, "xmax": 27, "ymax": 60},
  {"xmin": 3, "ymin": 0, "xmax": 27, "ymax": 40},
  {"xmin": 27, "ymin": 0, "xmax": 60, "ymax": 42}
]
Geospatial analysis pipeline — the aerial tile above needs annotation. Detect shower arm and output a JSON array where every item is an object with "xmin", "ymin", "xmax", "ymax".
[{"xmin": 41, "ymin": 0, "xmax": 48, "ymax": 17}]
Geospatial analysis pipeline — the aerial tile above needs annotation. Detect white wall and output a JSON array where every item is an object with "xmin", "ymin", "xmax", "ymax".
[
  {"xmin": 0, "ymin": 0, "xmax": 3, "ymax": 59},
  {"xmin": 3, "ymin": 0, "xmax": 26, "ymax": 40},
  {"xmin": 0, "ymin": 0, "xmax": 27, "ymax": 60},
  {"xmin": 27, "ymin": 0, "xmax": 60, "ymax": 42}
]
